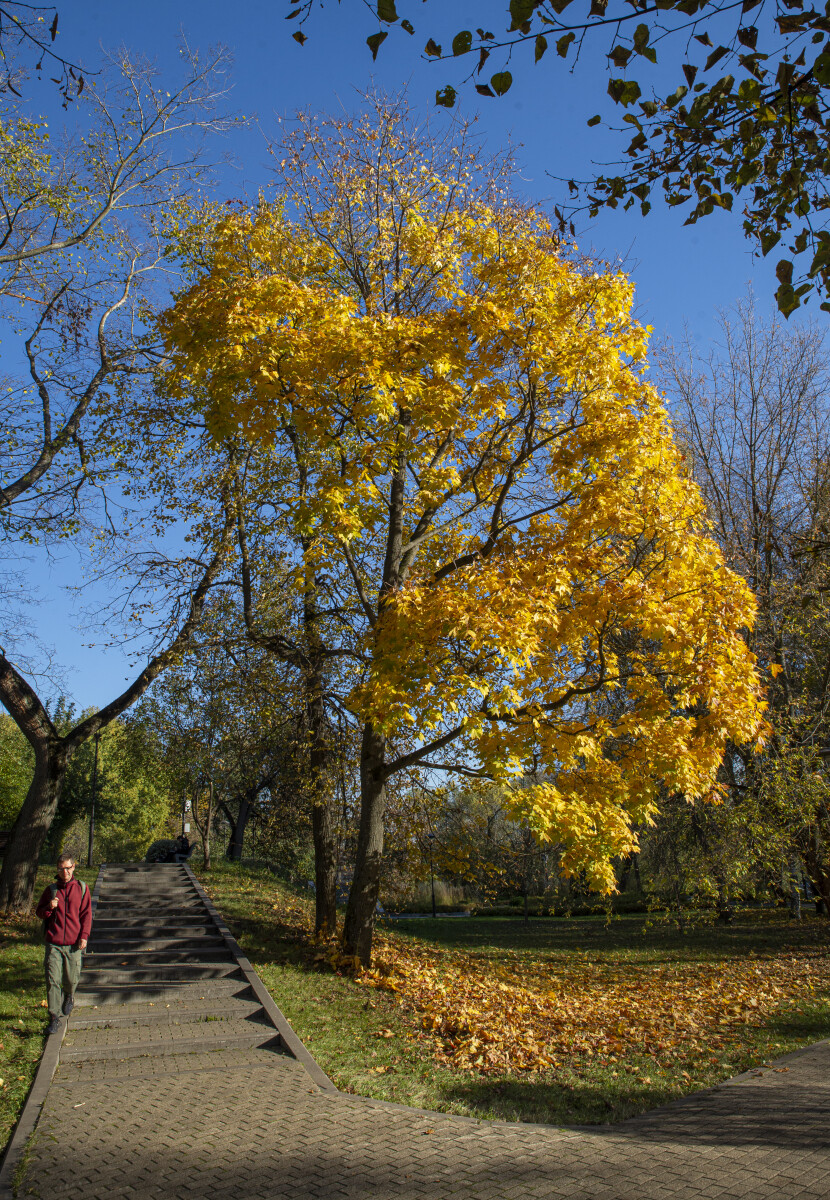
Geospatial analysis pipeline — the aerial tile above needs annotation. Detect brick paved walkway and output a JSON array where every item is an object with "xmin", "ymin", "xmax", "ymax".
[{"xmin": 8, "ymin": 865, "xmax": 830, "ymax": 1199}]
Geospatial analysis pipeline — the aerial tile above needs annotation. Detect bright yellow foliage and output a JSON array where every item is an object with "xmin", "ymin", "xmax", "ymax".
[{"xmin": 160, "ymin": 106, "xmax": 763, "ymax": 889}]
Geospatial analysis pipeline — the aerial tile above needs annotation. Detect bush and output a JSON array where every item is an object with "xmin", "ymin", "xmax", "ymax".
[{"xmin": 145, "ymin": 838, "xmax": 177, "ymax": 863}]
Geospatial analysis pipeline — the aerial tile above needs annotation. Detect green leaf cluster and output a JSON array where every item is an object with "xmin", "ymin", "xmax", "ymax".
[{"xmin": 284, "ymin": 0, "xmax": 830, "ymax": 314}]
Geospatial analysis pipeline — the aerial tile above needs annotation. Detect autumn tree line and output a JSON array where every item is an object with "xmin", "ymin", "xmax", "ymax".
[{"xmin": 1, "ymin": 12, "xmax": 828, "ymax": 965}]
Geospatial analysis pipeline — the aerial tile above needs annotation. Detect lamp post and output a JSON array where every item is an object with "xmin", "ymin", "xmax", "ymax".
[
  {"xmin": 427, "ymin": 831, "xmax": 436, "ymax": 918},
  {"xmin": 87, "ymin": 731, "xmax": 100, "ymax": 868}
]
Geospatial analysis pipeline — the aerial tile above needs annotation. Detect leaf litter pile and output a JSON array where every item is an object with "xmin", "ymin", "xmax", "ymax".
[
  {"xmin": 359, "ymin": 934, "xmax": 829, "ymax": 1075},
  {"xmin": 264, "ymin": 888, "xmax": 829, "ymax": 1081}
]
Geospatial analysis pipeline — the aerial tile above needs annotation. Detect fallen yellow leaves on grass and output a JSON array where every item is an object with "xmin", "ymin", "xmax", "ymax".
[
  {"xmin": 358, "ymin": 935, "xmax": 830, "ymax": 1075},
  {"xmin": 265, "ymin": 888, "xmax": 828, "ymax": 1077}
]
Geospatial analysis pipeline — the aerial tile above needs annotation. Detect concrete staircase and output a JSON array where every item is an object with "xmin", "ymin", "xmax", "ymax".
[{"xmin": 57, "ymin": 863, "xmax": 288, "ymax": 1080}]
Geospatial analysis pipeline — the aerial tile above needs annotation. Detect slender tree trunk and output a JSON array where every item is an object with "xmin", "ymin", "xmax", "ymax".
[
  {"xmin": 205, "ymin": 780, "xmax": 214, "ymax": 870},
  {"xmin": 343, "ymin": 722, "xmax": 387, "ymax": 966},
  {"xmin": 0, "ymin": 740, "xmax": 69, "ymax": 911},
  {"xmin": 193, "ymin": 781, "xmax": 215, "ymax": 871},
  {"xmin": 222, "ymin": 803, "xmax": 239, "ymax": 860},
  {"xmin": 801, "ymin": 837, "xmax": 830, "ymax": 916},
  {"xmin": 787, "ymin": 857, "xmax": 802, "ymax": 918},
  {"xmin": 342, "ymin": 415, "xmax": 410, "ymax": 966},
  {"xmin": 312, "ymin": 797, "xmax": 337, "ymax": 934},
  {"xmin": 307, "ymin": 678, "xmax": 337, "ymax": 936}
]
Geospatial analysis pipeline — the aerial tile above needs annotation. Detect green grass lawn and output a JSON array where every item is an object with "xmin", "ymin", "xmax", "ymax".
[
  {"xmin": 200, "ymin": 863, "xmax": 830, "ymax": 1128},
  {"xmin": 0, "ymin": 865, "xmax": 98, "ymax": 1157}
]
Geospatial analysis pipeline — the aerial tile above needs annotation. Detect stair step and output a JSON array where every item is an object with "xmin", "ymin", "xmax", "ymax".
[
  {"xmin": 69, "ymin": 999, "xmax": 264, "ymax": 1028},
  {"xmin": 98, "ymin": 894, "xmax": 198, "ymax": 902},
  {"xmin": 54, "ymin": 1045, "xmax": 293, "ymax": 1084},
  {"xmin": 98, "ymin": 884, "xmax": 196, "ymax": 889},
  {"xmin": 60, "ymin": 1032, "xmax": 282, "ymax": 1062},
  {"xmin": 61, "ymin": 1017, "xmax": 278, "ymax": 1061},
  {"xmin": 80, "ymin": 965, "xmax": 241, "ymax": 985},
  {"xmin": 90, "ymin": 921, "xmax": 217, "ymax": 931},
  {"xmin": 84, "ymin": 948, "xmax": 234, "ymax": 964},
  {"xmin": 99, "ymin": 883, "xmax": 195, "ymax": 892},
  {"xmin": 88, "ymin": 938, "xmax": 226, "ymax": 951},
  {"xmin": 75, "ymin": 977, "xmax": 250, "ymax": 1004},
  {"xmin": 95, "ymin": 901, "xmax": 202, "ymax": 910}
]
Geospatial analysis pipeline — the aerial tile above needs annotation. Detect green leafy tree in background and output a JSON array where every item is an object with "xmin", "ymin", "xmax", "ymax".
[
  {"xmin": 45, "ymin": 707, "xmax": 174, "ymax": 863},
  {"xmin": 0, "ymin": 713, "xmax": 32, "ymax": 830},
  {"xmin": 288, "ymin": 0, "xmax": 830, "ymax": 315},
  {"xmin": 1, "ymin": 701, "xmax": 174, "ymax": 862}
]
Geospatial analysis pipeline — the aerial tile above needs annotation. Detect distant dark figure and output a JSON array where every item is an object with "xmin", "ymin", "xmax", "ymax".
[{"xmin": 172, "ymin": 833, "xmax": 191, "ymax": 863}]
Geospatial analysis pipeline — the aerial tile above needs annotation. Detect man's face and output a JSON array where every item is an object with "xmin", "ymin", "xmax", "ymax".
[{"xmin": 57, "ymin": 861, "xmax": 75, "ymax": 882}]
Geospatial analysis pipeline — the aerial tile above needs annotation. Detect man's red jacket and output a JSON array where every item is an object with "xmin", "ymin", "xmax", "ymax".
[{"xmin": 35, "ymin": 876, "xmax": 92, "ymax": 946}]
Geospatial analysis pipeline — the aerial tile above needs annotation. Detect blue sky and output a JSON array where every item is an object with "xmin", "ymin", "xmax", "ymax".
[
  {"xmin": 15, "ymin": 0, "xmax": 790, "ymax": 709},
  {"xmin": 57, "ymin": 0, "xmax": 767, "ymax": 335}
]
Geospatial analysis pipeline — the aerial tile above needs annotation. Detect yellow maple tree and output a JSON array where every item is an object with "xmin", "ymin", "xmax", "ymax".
[{"xmin": 160, "ymin": 97, "xmax": 764, "ymax": 964}]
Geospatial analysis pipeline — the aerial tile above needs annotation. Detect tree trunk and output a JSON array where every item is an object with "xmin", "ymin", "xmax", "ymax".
[
  {"xmin": 801, "ymin": 837, "xmax": 830, "ymax": 917},
  {"xmin": 307, "ymin": 682, "xmax": 337, "ymax": 936},
  {"xmin": 343, "ymin": 722, "xmax": 387, "ymax": 966},
  {"xmin": 716, "ymin": 874, "xmax": 733, "ymax": 923},
  {"xmin": 0, "ymin": 740, "xmax": 68, "ymax": 912},
  {"xmin": 312, "ymin": 795, "xmax": 337, "ymax": 935},
  {"xmin": 223, "ymin": 794, "xmax": 252, "ymax": 861},
  {"xmin": 222, "ymin": 803, "xmax": 238, "ymax": 860},
  {"xmin": 786, "ymin": 857, "xmax": 802, "ymax": 918},
  {"xmin": 619, "ymin": 855, "xmax": 631, "ymax": 892},
  {"xmin": 193, "ymin": 781, "xmax": 215, "ymax": 871},
  {"xmin": 204, "ymin": 780, "xmax": 214, "ymax": 870}
]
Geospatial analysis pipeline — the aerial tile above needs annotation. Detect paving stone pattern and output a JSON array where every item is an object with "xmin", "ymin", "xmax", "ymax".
[{"xmin": 15, "ymin": 864, "xmax": 830, "ymax": 1199}]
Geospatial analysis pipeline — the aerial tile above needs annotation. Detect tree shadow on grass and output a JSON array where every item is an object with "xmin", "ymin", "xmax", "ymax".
[
  {"xmin": 440, "ymin": 1010, "xmax": 830, "ymax": 1147},
  {"xmin": 442, "ymin": 1069, "xmax": 830, "ymax": 1150},
  {"xmin": 437, "ymin": 1072, "xmax": 683, "ymax": 1129},
  {"xmin": 388, "ymin": 913, "xmax": 830, "ymax": 964}
]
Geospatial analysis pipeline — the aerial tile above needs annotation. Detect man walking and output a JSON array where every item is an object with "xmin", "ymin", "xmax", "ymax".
[{"xmin": 35, "ymin": 855, "xmax": 91, "ymax": 1035}]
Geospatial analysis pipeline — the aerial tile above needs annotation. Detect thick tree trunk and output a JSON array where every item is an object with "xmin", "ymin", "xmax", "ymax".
[
  {"xmin": 0, "ymin": 741, "xmax": 68, "ymax": 912},
  {"xmin": 619, "ymin": 851, "xmax": 640, "ymax": 892},
  {"xmin": 343, "ymin": 723, "xmax": 387, "ymax": 966},
  {"xmin": 224, "ymin": 794, "xmax": 252, "ymax": 861}
]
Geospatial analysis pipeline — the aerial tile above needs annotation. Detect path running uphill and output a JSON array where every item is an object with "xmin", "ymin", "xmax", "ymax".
[{"xmin": 3, "ymin": 863, "xmax": 830, "ymax": 1200}]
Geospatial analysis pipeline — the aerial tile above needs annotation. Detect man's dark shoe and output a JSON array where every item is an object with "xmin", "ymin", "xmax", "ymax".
[
  {"xmin": 61, "ymin": 995, "xmax": 74, "ymax": 1017},
  {"xmin": 46, "ymin": 1016, "xmax": 62, "ymax": 1035}
]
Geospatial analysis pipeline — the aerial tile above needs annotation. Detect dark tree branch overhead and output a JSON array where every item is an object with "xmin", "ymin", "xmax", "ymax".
[
  {"xmin": 0, "ymin": 45, "xmax": 233, "ymax": 540},
  {"xmin": 0, "ymin": 3, "xmax": 88, "ymax": 106},
  {"xmin": 0, "ymin": 504, "xmax": 236, "ymax": 913},
  {"xmin": 0, "ymin": 262, "xmax": 139, "ymax": 510},
  {"xmin": 286, "ymin": 0, "xmax": 830, "ymax": 316}
]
